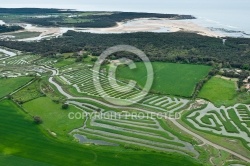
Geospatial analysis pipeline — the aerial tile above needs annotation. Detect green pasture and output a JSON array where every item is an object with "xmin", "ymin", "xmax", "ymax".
[
  {"xmin": 0, "ymin": 77, "xmax": 33, "ymax": 98},
  {"xmin": 23, "ymin": 97, "xmax": 83, "ymax": 141},
  {"xmin": 54, "ymin": 58, "xmax": 75, "ymax": 68},
  {"xmin": 116, "ymin": 62, "xmax": 211, "ymax": 97},
  {"xmin": 12, "ymin": 80, "xmax": 43, "ymax": 103},
  {"xmin": 198, "ymin": 76, "xmax": 238, "ymax": 106}
]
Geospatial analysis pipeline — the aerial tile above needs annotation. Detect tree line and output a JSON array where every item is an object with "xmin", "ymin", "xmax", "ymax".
[
  {"xmin": 0, "ymin": 31, "xmax": 250, "ymax": 69},
  {"xmin": 0, "ymin": 25, "xmax": 24, "ymax": 33}
]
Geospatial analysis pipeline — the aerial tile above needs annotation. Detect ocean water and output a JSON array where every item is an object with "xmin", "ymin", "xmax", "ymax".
[{"xmin": 1, "ymin": 0, "xmax": 250, "ymax": 36}]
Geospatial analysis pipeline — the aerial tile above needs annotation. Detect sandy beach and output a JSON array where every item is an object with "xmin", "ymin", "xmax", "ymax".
[
  {"xmin": 83, "ymin": 18, "xmax": 224, "ymax": 38},
  {"xmin": 24, "ymin": 24, "xmax": 62, "ymax": 36}
]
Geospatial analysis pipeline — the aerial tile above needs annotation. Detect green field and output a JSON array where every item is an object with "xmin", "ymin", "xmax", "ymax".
[
  {"xmin": 0, "ymin": 77, "xmax": 33, "ymax": 98},
  {"xmin": 198, "ymin": 76, "xmax": 238, "ymax": 106},
  {"xmin": 0, "ymin": 100, "xmax": 201, "ymax": 166},
  {"xmin": 116, "ymin": 62, "xmax": 211, "ymax": 97},
  {"xmin": 12, "ymin": 80, "xmax": 43, "ymax": 103},
  {"xmin": 54, "ymin": 58, "xmax": 76, "ymax": 68},
  {"xmin": 23, "ymin": 97, "xmax": 83, "ymax": 141}
]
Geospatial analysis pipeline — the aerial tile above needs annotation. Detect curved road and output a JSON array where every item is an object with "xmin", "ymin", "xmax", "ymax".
[{"xmin": 43, "ymin": 66, "xmax": 250, "ymax": 163}]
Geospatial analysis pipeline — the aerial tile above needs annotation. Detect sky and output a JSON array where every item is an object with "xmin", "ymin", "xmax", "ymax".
[{"xmin": 0, "ymin": 0, "xmax": 249, "ymax": 14}]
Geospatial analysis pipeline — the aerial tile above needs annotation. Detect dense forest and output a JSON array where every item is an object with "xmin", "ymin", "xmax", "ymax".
[
  {"xmin": 0, "ymin": 25, "xmax": 24, "ymax": 33},
  {"xmin": 1, "ymin": 31, "xmax": 250, "ymax": 69},
  {"xmin": 22, "ymin": 17, "xmax": 118, "ymax": 27}
]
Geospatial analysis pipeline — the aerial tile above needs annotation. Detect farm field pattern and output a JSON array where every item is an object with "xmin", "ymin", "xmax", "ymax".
[{"xmin": 0, "ymin": 43, "xmax": 250, "ymax": 166}]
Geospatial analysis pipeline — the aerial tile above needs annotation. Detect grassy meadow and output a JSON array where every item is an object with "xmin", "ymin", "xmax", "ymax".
[
  {"xmin": 0, "ymin": 77, "xmax": 33, "ymax": 98},
  {"xmin": 53, "ymin": 58, "xmax": 76, "ymax": 68},
  {"xmin": 12, "ymin": 80, "xmax": 43, "ymax": 103},
  {"xmin": 23, "ymin": 97, "xmax": 83, "ymax": 141},
  {"xmin": 198, "ymin": 76, "xmax": 238, "ymax": 106},
  {"xmin": 116, "ymin": 62, "xmax": 211, "ymax": 97}
]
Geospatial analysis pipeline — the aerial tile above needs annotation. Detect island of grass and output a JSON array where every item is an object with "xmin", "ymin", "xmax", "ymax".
[
  {"xmin": 116, "ymin": 62, "xmax": 211, "ymax": 97},
  {"xmin": 198, "ymin": 76, "xmax": 242, "ymax": 106}
]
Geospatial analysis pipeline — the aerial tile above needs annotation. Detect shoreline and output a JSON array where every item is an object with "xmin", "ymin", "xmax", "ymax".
[
  {"xmin": 79, "ymin": 18, "xmax": 224, "ymax": 38},
  {"xmin": 1, "ymin": 17, "xmax": 250, "ymax": 41}
]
